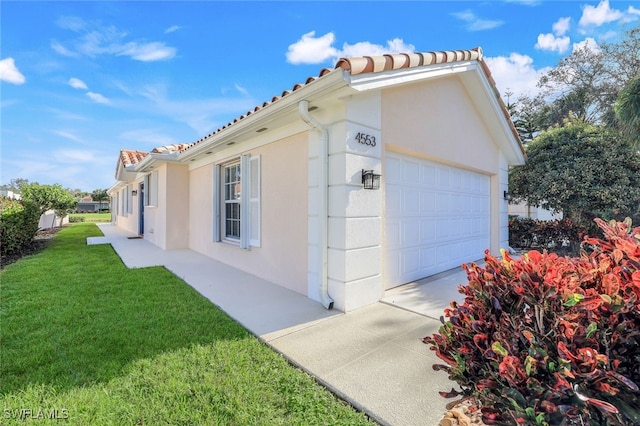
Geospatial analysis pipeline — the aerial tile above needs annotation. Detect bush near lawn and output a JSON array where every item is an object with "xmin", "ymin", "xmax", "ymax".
[
  {"xmin": 0, "ymin": 196, "xmax": 40, "ymax": 256},
  {"xmin": 425, "ymin": 218, "xmax": 640, "ymax": 425},
  {"xmin": 0, "ymin": 223, "xmax": 374, "ymax": 425}
]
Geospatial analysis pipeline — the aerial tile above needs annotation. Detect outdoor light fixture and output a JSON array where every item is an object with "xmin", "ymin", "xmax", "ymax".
[
  {"xmin": 362, "ymin": 169, "xmax": 381, "ymax": 190},
  {"xmin": 503, "ymin": 191, "xmax": 513, "ymax": 201},
  {"xmin": 131, "ymin": 190, "xmax": 138, "ymax": 196}
]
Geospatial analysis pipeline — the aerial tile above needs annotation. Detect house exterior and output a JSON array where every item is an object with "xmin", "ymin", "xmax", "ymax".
[
  {"xmin": 77, "ymin": 200, "xmax": 110, "ymax": 213},
  {"xmin": 108, "ymin": 47, "xmax": 525, "ymax": 312},
  {"xmin": 509, "ymin": 201, "xmax": 563, "ymax": 221}
]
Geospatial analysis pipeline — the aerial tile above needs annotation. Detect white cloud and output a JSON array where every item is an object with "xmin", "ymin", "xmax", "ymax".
[
  {"xmin": 286, "ymin": 31, "xmax": 415, "ymax": 65},
  {"xmin": 46, "ymin": 107, "xmax": 88, "ymax": 121},
  {"xmin": 165, "ymin": 25, "xmax": 181, "ymax": 34},
  {"xmin": 552, "ymin": 17, "xmax": 571, "ymax": 36},
  {"xmin": 54, "ymin": 149, "xmax": 95, "ymax": 163},
  {"xmin": 2, "ymin": 149, "xmax": 113, "ymax": 191},
  {"xmin": 52, "ymin": 17, "xmax": 176, "ymax": 62},
  {"xmin": 127, "ymin": 83, "xmax": 258, "ymax": 135},
  {"xmin": 234, "ymin": 83, "xmax": 249, "ymax": 96},
  {"xmin": 68, "ymin": 77, "xmax": 88, "ymax": 90},
  {"xmin": 0, "ymin": 58, "xmax": 26, "ymax": 85},
  {"xmin": 452, "ymin": 10, "xmax": 504, "ymax": 31},
  {"xmin": 86, "ymin": 92, "xmax": 110, "ymax": 104},
  {"xmin": 56, "ymin": 16, "xmax": 88, "ymax": 32},
  {"xmin": 341, "ymin": 38, "xmax": 415, "ymax": 58},
  {"xmin": 286, "ymin": 31, "xmax": 339, "ymax": 64},
  {"xmin": 573, "ymin": 37, "xmax": 601, "ymax": 54},
  {"xmin": 535, "ymin": 33, "xmax": 571, "ymax": 53},
  {"xmin": 51, "ymin": 130, "xmax": 84, "ymax": 143},
  {"xmin": 579, "ymin": 0, "xmax": 623, "ymax": 27},
  {"xmin": 118, "ymin": 42, "xmax": 176, "ymax": 62},
  {"xmin": 630, "ymin": 6, "xmax": 640, "ymax": 16},
  {"xmin": 484, "ymin": 53, "xmax": 550, "ymax": 98},
  {"xmin": 51, "ymin": 41, "xmax": 78, "ymax": 57}
]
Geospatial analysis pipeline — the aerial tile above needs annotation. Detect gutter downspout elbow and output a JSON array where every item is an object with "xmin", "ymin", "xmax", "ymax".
[{"xmin": 298, "ymin": 100, "xmax": 334, "ymax": 310}]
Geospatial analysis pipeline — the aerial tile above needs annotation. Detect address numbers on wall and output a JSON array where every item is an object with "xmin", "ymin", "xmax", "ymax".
[{"xmin": 355, "ymin": 132, "xmax": 376, "ymax": 147}]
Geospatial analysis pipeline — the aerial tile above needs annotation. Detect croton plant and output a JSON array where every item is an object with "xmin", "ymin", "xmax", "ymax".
[{"xmin": 424, "ymin": 218, "xmax": 640, "ymax": 425}]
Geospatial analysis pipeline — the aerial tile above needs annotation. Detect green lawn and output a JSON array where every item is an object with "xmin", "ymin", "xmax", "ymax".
[
  {"xmin": 68, "ymin": 212, "xmax": 111, "ymax": 223},
  {"xmin": 0, "ymin": 223, "xmax": 374, "ymax": 425}
]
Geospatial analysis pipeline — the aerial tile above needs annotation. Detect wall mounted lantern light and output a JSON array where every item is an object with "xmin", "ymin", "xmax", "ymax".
[
  {"xmin": 503, "ymin": 191, "xmax": 512, "ymax": 201},
  {"xmin": 362, "ymin": 169, "xmax": 381, "ymax": 190},
  {"xmin": 131, "ymin": 190, "xmax": 138, "ymax": 196}
]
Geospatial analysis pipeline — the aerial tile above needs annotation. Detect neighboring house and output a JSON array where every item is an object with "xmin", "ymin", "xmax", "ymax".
[
  {"xmin": 509, "ymin": 201, "xmax": 563, "ymax": 221},
  {"xmin": 0, "ymin": 190, "xmax": 21, "ymax": 200},
  {"xmin": 77, "ymin": 200, "xmax": 110, "ymax": 212},
  {"xmin": 108, "ymin": 47, "xmax": 525, "ymax": 312}
]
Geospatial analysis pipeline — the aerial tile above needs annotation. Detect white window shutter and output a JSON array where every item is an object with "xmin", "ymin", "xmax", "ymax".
[
  {"xmin": 249, "ymin": 155, "xmax": 261, "ymax": 247},
  {"xmin": 213, "ymin": 164, "xmax": 221, "ymax": 242},
  {"xmin": 240, "ymin": 155, "xmax": 250, "ymax": 249}
]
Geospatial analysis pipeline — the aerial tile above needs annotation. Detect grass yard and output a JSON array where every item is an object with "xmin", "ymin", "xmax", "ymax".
[
  {"xmin": 68, "ymin": 212, "xmax": 112, "ymax": 223},
  {"xmin": 0, "ymin": 223, "xmax": 374, "ymax": 425}
]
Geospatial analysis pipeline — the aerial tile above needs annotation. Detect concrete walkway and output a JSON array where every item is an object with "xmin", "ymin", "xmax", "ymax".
[{"xmin": 90, "ymin": 224, "xmax": 467, "ymax": 426}]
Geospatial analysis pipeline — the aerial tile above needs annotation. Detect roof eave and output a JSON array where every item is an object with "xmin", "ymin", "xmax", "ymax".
[
  {"xmin": 178, "ymin": 69, "xmax": 350, "ymax": 162},
  {"xmin": 346, "ymin": 60, "xmax": 479, "ymax": 92}
]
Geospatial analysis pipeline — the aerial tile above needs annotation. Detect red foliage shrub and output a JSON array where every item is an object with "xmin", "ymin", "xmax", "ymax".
[{"xmin": 424, "ymin": 219, "xmax": 640, "ymax": 425}]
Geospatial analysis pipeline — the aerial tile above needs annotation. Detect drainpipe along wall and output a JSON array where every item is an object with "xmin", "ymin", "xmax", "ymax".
[{"xmin": 298, "ymin": 100, "xmax": 334, "ymax": 310}]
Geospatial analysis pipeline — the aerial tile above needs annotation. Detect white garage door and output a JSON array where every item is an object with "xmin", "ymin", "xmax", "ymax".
[{"xmin": 384, "ymin": 152, "xmax": 490, "ymax": 289}]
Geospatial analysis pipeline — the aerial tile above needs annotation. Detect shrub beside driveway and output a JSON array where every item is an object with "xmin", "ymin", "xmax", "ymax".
[{"xmin": 0, "ymin": 223, "xmax": 374, "ymax": 425}]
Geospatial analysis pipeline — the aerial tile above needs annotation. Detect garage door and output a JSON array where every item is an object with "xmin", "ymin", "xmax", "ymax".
[{"xmin": 384, "ymin": 152, "xmax": 490, "ymax": 289}]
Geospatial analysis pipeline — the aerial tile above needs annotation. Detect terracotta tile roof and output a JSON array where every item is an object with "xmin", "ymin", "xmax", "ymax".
[
  {"xmin": 120, "ymin": 149, "xmax": 148, "ymax": 167},
  {"xmin": 178, "ymin": 47, "xmax": 521, "ymax": 155},
  {"xmin": 334, "ymin": 48, "xmax": 483, "ymax": 74},
  {"xmin": 150, "ymin": 144, "xmax": 191, "ymax": 154}
]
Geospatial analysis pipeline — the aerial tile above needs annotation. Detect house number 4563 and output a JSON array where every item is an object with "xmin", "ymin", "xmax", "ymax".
[{"xmin": 355, "ymin": 132, "xmax": 376, "ymax": 147}]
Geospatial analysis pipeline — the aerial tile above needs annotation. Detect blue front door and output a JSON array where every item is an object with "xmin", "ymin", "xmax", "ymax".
[{"xmin": 138, "ymin": 182, "xmax": 144, "ymax": 235}]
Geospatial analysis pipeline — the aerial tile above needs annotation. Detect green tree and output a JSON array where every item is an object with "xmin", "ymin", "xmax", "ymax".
[
  {"xmin": 91, "ymin": 189, "xmax": 109, "ymax": 211},
  {"xmin": 615, "ymin": 73, "xmax": 640, "ymax": 148},
  {"xmin": 21, "ymin": 183, "xmax": 78, "ymax": 226},
  {"xmin": 508, "ymin": 94, "xmax": 549, "ymax": 144},
  {"xmin": 535, "ymin": 26, "xmax": 640, "ymax": 128},
  {"xmin": 0, "ymin": 178, "xmax": 30, "ymax": 192},
  {"xmin": 509, "ymin": 120, "xmax": 640, "ymax": 226}
]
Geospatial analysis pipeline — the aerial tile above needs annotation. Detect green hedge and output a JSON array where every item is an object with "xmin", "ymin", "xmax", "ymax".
[{"xmin": 0, "ymin": 197, "xmax": 41, "ymax": 256}]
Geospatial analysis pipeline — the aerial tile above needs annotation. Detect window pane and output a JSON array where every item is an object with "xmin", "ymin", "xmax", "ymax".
[{"xmin": 222, "ymin": 162, "xmax": 242, "ymax": 240}]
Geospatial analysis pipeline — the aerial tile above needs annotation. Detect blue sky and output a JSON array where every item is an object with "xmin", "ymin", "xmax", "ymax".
[{"xmin": 1, "ymin": 1, "xmax": 639, "ymax": 192}]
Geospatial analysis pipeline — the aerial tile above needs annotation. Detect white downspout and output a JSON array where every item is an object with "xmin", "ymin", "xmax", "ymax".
[{"xmin": 298, "ymin": 100, "xmax": 334, "ymax": 310}]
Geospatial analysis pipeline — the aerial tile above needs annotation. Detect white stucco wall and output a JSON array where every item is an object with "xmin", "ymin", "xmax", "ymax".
[
  {"xmin": 112, "ymin": 180, "xmax": 142, "ymax": 236},
  {"xmin": 326, "ymin": 92, "xmax": 384, "ymax": 311},
  {"xmin": 381, "ymin": 77, "xmax": 507, "ymax": 258},
  {"xmin": 162, "ymin": 163, "xmax": 190, "ymax": 249},
  {"xmin": 188, "ymin": 133, "xmax": 308, "ymax": 295}
]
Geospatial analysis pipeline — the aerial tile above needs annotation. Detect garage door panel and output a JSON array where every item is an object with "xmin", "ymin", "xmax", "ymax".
[
  {"xmin": 403, "ymin": 220, "xmax": 420, "ymax": 246},
  {"xmin": 420, "ymin": 219, "xmax": 436, "ymax": 243},
  {"xmin": 401, "ymin": 250, "xmax": 420, "ymax": 279},
  {"xmin": 386, "ymin": 187, "xmax": 402, "ymax": 216},
  {"xmin": 420, "ymin": 191, "xmax": 436, "ymax": 215},
  {"xmin": 386, "ymin": 157, "xmax": 403, "ymax": 184},
  {"xmin": 384, "ymin": 152, "xmax": 490, "ymax": 289},
  {"xmin": 403, "ymin": 189, "xmax": 420, "ymax": 214},
  {"xmin": 403, "ymin": 160, "xmax": 420, "ymax": 183},
  {"xmin": 421, "ymin": 164, "xmax": 437, "ymax": 186},
  {"xmin": 386, "ymin": 219, "xmax": 401, "ymax": 248}
]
